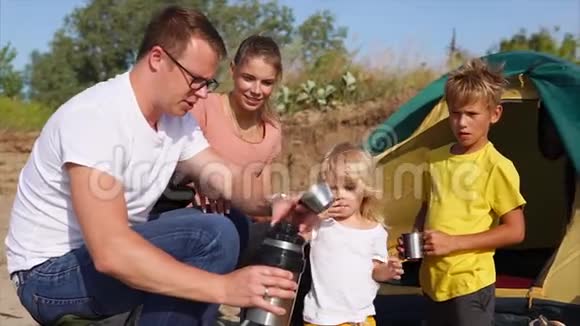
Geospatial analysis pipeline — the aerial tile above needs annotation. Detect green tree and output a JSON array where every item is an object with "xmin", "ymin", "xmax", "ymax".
[
  {"xmin": 211, "ymin": 0, "xmax": 295, "ymax": 55},
  {"xmin": 0, "ymin": 43, "xmax": 24, "ymax": 98},
  {"xmin": 27, "ymin": 0, "xmax": 348, "ymax": 109},
  {"xmin": 26, "ymin": 0, "xmax": 300, "ymax": 108},
  {"xmin": 297, "ymin": 10, "xmax": 348, "ymax": 63},
  {"xmin": 490, "ymin": 27, "xmax": 579, "ymax": 63}
]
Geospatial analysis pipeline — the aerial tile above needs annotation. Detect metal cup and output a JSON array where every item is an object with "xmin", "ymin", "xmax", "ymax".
[
  {"xmin": 299, "ymin": 182, "xmax": 334, "ymax": 214},
  {"xmin": 402, "ymin": 231, "xmax": 424, "ymax": 260}
]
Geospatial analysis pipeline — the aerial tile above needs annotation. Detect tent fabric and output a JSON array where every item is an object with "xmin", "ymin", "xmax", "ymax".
[
  {"xmin": 372, "ymin": 76, "xmax": 540, "ymax": 164},
  {"xmin": 366, "ymin": 51, "xmax": 580, "ymax": 173},
  {"xmin": 540, "ymin": 179, "xmax": 580, "ymax": 305}
]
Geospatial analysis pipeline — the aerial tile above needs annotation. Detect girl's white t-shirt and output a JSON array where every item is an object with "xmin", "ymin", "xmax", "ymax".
[{"xmin": 303, "ymin": 218, "xmax": 388, "ymax": 325}]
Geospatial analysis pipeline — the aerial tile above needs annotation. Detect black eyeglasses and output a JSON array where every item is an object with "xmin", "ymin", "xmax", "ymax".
[{"xmin": 161, "ymin": 47, "xmax": 219, "ymax": 92}]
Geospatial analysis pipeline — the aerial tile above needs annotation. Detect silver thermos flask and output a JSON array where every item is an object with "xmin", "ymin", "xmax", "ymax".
[{"xmin": 241, "ymin": 183, "xmax": 333, "ymax": 326}]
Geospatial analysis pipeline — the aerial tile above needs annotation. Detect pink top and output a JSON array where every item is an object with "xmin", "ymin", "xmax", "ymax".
[{"xmin": 191, "ymin": 93, "xmax": 282, "ymax": 203}]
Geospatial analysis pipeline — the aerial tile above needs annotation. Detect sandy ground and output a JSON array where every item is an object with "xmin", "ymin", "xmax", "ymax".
[
  {"xmin": 0, "ymin": 133, "xmax": 36, "ymax": 325},
  {"xmin": 0, "ymin": 195, "xmax": 37, "ymax": 326}
]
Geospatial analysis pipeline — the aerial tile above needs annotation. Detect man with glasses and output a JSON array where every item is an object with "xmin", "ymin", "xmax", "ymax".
[
  {"xmin": 162, "ymin": 47, "xmax": 220, "ymax": 93},
  {"xmin": 4, "ymin": 5, "xmax": 314, "ymax": 326}
]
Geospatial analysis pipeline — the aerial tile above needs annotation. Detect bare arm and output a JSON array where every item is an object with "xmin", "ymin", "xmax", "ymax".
[
  {"xmin": 424, "ymin": 207, "xmax": 525, "ymax": 256},
  {"xmin": 66, "ymin": 163, "xmax": 225, "ymax": 303},
  {"xmin": 176, "ymin": 148, "xmax": 274, "ymax": 218},
  {"xmin": 177, "ymin": 147, "xmax": 321, "ymax": 237},
  {"xmin": 184, "ymin": 158, "xmax": 275, "ymax": 218},
  {"xmin": 246, "ymin": 163, "xmax": 276, "ymax": 222},
  {"xmin": 455, "ymin": 207, "xmax": 525, "ymax": 251}
]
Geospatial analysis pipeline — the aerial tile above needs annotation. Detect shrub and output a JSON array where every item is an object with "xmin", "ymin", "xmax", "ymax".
[{"xmin": 0, "ymin": 97, "xmax": 53, "ymax": 131}]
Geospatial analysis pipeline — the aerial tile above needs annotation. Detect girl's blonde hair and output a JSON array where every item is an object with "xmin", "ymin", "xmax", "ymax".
[{"xmin": 319, "ymin": 142, "xmax": 385, "ymax": 226}]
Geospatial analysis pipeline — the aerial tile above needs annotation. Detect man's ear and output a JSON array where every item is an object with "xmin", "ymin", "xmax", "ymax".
[
  {"xmin": 148, "ymin": 46, "xmax": 164, "ymax": 72},
  {"xmin": 491, "ymin": 104, "xmax": 503, "ymax": 124}
]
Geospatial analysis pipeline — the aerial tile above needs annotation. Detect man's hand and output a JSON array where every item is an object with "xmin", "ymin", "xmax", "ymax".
[
  {"xmin": 270, "ymin": 195, "xmax": 319, "ymax": 234},
  {"xmin": 373, "ymin": 257, "xmax": 404, "ymax": 282},
  {"xmin": 221, "ymin": 266, "xmax": 297, "ymax": 315},
  {"xmin": 423, "ymin": 230, "xmax": 458, "ymax": 256}
]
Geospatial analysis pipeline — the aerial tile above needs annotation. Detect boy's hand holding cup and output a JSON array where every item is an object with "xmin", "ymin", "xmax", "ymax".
[
  {"xmin": 423, "ymin": 230, "xmax": 458, "ymax": 256},
  {"xmin": 397, "ymin": 230, "xmax": 458, "ymax": 258}
]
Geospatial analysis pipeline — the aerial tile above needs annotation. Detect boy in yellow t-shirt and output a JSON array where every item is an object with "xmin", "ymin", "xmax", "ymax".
[{"xmin": 406, "ymin": 59, "xmax": 527, "ymax": 326}]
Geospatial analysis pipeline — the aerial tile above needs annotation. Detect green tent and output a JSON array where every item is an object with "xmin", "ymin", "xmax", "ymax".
[{"xmin": 365, "ymin": 51, "xmax": 580, "ymax": 325}]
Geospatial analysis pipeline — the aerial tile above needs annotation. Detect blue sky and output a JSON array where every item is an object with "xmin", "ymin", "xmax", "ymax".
[{"xmin": 1, "ymin": 0, "xmax": 578, "ymax": 71}]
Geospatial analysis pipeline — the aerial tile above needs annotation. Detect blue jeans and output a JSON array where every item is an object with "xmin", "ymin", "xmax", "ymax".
[{"xmin": 13, "ymin": 208, "xmax": 241, "ymax": 325}]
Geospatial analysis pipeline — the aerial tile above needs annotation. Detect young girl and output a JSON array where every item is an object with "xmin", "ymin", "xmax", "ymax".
[{"xmin": 302, "ymin": 142, "xmax": 404, "ymax": 326}]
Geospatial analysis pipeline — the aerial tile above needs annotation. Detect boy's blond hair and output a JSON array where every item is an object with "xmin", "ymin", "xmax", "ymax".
[
  {"xmin": 319, "ymin": 142, "xmax": 385, "ymax": 226},
  {"xmin": 445, "ymin": 58, "xmax": 508, "ymax": 109}
]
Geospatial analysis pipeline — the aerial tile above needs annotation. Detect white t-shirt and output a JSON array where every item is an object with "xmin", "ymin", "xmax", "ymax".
[
  {"xmin": 303, "ymin": 218, "xmax": 388, "ymax": 325},
  {"xmin": 5, "ymin": 71, "xmax": 209, "ymax": 274}
]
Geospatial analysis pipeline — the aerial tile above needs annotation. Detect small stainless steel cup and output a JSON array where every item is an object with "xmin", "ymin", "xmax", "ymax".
[
  {"xmin": 299, "ymin": 182, "xmax": 334, "ymax": 214},
  {"xmin": 402, "ymin": 231, "xmax": 424, "ymax": 260}
]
